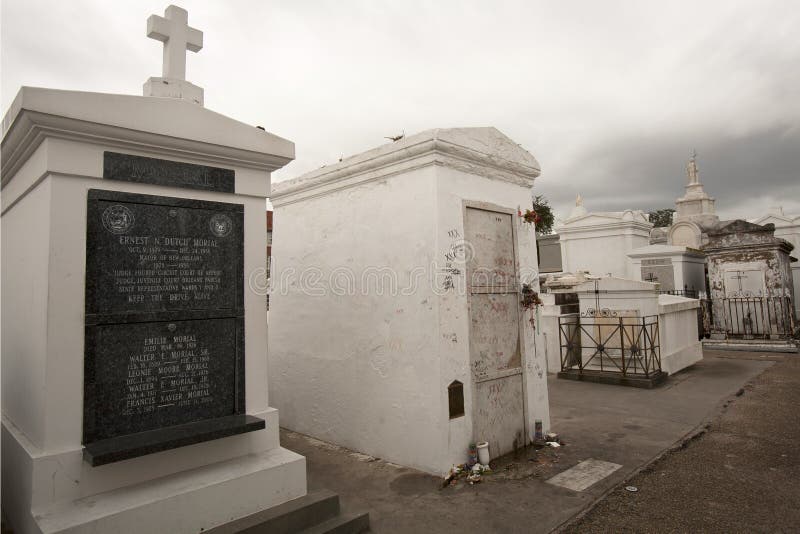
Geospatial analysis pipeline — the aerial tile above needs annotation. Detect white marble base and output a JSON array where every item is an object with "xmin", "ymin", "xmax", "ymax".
[
  {"xmin": 661, "ymin": 340, "xmax": 703, "ymax": 375},
  {"xmin": 143, "ymin": 77, "xmax": 204, "ymax": 105},
  {"xmin": 33, "ymin": 447, "xmax": 305, "ymax": 534},
  {"xmin": 2, "ymin": 408, "xmax": 306, "ymax": 534}
]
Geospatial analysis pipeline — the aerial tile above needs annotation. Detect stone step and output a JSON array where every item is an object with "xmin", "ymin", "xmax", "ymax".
[
  {"xmin": 299, "ymin": 512, "xmax": 371, "ymax": 534},
  {"xmin": 206, "ymin": 489, "xmax": 341, "ymax": 534}
]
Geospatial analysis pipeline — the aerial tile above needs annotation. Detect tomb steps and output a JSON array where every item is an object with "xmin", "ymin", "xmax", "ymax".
[{"xmin": 206, "ymin": 489, "xmax": 370, "ymax": 534}]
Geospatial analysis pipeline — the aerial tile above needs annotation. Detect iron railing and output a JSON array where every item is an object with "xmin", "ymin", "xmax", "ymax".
[
  {"xmin": 660, "ymin": 289, "xmax": 699, "ymax": 299},
  {"xmin": 703, "ymin": 296, "xmax": 795, "ymax": 339},
  {"xmin": 559, "ymin": 314, "xmax": 661, "ymax": 377}
]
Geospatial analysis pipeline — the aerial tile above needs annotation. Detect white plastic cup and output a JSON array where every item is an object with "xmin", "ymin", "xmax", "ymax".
[{"xmin": 476, "ymin": 441, "xmax": 490, "ymax": 465}]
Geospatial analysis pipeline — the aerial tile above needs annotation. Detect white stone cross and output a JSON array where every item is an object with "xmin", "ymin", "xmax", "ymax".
[{"xmin": 147, "ymin": 5, "xmax": 203, "ymax": 81}]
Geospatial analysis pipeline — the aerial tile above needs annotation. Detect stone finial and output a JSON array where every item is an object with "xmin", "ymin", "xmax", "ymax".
[
  {"xmin": 568, "ymin": 193, "xmax": 588, "ymax": 219},
  {"xmin": 143, "ymin": 5, "xmax": 205, "ymax": 105},
  {"xmin": 686, "ymin": 149, "xmax": 700, "ymax": 185}
]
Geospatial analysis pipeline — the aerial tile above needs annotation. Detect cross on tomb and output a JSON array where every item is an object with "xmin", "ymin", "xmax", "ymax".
[
  {"xmin": 147, "ymin": 5, "xmax": 203, "ymax": 81},
  {"xmin": 731, "ymin": 270, "xmax": 747, "ymax": 292},
  {"xmin": 644, "ymin": 272, "xmax": 658, "ymax": 283}
]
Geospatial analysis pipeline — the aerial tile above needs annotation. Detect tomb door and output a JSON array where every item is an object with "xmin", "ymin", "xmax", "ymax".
[
  {"xmin": 723, "ymin": 268, "xmax": 768, "ymax": 336},
  {"xmin": 464, "ymin": 206, "xmax": 526, "ymax": 459}
]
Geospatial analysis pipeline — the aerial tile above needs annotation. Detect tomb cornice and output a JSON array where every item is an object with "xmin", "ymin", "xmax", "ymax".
[
  {"xmin": 2, "ymin": 87, "xmax": 294, "ymax": 187},
  {"xmin": 703, "ymin": 239, "xmax": 794, "ymax": 255},
  {"xmin": 556, "ymin": 220, "xmax": 653, "ymax": 236},
  {"xmin": 272, "ymin": 128, "xmax": 540, "ymax": 206},
  {"xmin": 627, "ymin": 244, "xmax": 705, "ymax": 258}
]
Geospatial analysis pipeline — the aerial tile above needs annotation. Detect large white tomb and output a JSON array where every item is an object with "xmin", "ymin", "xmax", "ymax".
[
  {"xmin": 556, "ymin": 196, "xmax": 652, "ymax": 278},
  {"xmin": 1, "ymin": 7, "xmax": 305, "ymax": 533},
  {"xmin": 627, "ymin": 243, "xmax": 707, "ymax": 295},
  {"xmin": 269, "ymin": 127, "xmax": 551, "ymax": 475},
  {"xmin": 569, "ymin": 277, "xmax": 702, "ymax": 377}
]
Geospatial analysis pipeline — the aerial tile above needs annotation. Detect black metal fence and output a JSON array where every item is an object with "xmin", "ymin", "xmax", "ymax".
[
  {"xmin": 701, "ymin": 296, "xmax": 795, "ymax": 339},
  {"xmin": 558, "ymin": 314, "xmax": 661, "ymax": 377}
]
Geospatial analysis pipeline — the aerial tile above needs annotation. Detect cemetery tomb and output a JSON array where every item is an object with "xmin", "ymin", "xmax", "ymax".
[
  {"xmin": 269, "ymin": 127, "xmax": 551, "ymax": 475},
  {"xmin": 556, "ymin": 197, "xmax": 652, "ymax": 279},
  {"xmin": 0, "ymin": 6, "xmax": 308, "ymax": 533},
  {"xmin": 704, "ymin": 220, "xmax": 796, "ymax": 340},
  {"xmin": 627, "ymin": 244, "xmax": 706, "ymax": 296}
]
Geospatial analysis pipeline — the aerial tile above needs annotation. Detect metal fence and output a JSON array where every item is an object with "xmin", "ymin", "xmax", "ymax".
[
  {"xmin": 660, "ymin": 289, "xmax": 699, "ymax": 299},
  {"xmin": 702, "ymin": 296, "xmax": 795, "ymax": 339},
  {"xmin": 558, "ymin": 314, "xmax": 661, "ymax": 378}
]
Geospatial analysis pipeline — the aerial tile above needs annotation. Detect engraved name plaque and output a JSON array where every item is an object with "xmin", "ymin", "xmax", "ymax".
[
  {"xmin": 83, "ymin": 189, "xmax": 259, "ymax": 466},
  {"xmin": 103, "ymin": 152, "xmax": 235, "ymax": 193}
]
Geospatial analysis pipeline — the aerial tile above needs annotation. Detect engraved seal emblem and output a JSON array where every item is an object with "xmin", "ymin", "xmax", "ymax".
[
  {"xmin": 101, "ymin": 204, "xmax": 134, "ymax": 234},
  {"xmin": 209, "ymin": 213, "xmax": 233, "ymax": 238}
]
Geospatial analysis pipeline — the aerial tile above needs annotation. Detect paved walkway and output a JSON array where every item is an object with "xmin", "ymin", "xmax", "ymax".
[
  {"xmin": 562, "ymin": 350, "xmax": 799, "ymax": 533},
  {"xmin": 281, "ymin": 351, "xmax": 774, "ymax": 533}
]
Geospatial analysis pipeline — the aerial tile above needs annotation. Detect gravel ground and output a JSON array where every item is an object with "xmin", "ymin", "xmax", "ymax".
[{"xmin": 562, "ymin": 352, "xmax": 800, "ymax": 533}]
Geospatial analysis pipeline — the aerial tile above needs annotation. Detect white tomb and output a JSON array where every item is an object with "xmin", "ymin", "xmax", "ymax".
[
  {"xmin": 556, "ymin": 196, "xmax": 652, "ymax": 278},
  {"xmin": 570, "ymin": 277, "xmax": 702, "ymax": 376},
  {"xmin": 269, "ymin": 127, "xmax": 551, "ymax": 475},
  {"xmin": 1, "ymin": 7, "xmax": 305, "ymax": 533},
  {"xmin": 627, "ymin": 243, "xmax": 706, "ymax": 295}
]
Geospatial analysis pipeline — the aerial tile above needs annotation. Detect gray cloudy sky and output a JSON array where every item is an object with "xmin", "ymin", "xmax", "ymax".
[{"xmin": 2, "ymin": 0, "xmax": 798, "ymax": 220}]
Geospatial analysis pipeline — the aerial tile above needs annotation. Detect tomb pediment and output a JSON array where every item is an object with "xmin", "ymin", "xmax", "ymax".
[
  {"xmin": 708, "ymin": 219, "xmax": 773, "ymax": 236},
  {"xmin": 560, "ymin": 210, "xmax": 648, "ymax": 228},
  {"xmin": 751, "ymin": 214, "xmax": 800, "ymax": 227},
  {"xmin": 273, "ymin": 127, "xmax": 541, "ymax": 203}
]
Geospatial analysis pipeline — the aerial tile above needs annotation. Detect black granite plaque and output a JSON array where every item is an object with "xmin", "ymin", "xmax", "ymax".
[
  {"xmin": 85, "ymin": 190, "xmax": 243, "ymax": 324},
  {"xmin": 83, "ymin": 189, "xmax": 256, "ymax": 465},
  {"xmin": 83, "ymin": 318, "xmax": 244, "ymax": 443},
  {"xmin": 103, "ymin": 152, "xmax": 235, "ymax": 193}
]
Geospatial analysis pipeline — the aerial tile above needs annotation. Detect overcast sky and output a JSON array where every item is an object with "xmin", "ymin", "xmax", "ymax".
[{"xmin": 2, "ymin": 0, "xmax": 798, "ymax": 221}]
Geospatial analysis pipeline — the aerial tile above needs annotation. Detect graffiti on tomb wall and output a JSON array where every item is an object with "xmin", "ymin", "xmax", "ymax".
[{"xmin": 440, "ymin": 228, "xmax": 469, "ymax": 291}]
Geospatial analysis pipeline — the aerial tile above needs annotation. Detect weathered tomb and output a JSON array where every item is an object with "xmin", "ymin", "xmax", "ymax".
[
  {"xmin": 704, "ymin": 220, "xmax": 796, "ymax": 339},
  {"xmin": 269, "ymin": 127, "xmax": 551, "ymax": 474},
  {"xmin": 751, "ymin": 206, "xmax": 800, "ymax": 319}
]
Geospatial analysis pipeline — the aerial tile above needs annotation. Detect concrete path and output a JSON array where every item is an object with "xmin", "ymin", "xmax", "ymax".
[
  {"xmin": 563, "ymin": 350, "xmax": 799, "ymax": 533},
  {"xmin": 281, "ymin": 352, "xmax": 773, "ymax": 533}
]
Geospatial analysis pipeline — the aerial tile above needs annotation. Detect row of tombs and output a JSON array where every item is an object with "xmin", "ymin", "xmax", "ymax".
[
  {"xmin": 1, "ymin": 89, "xmax": 779, "ymax": 534},
  {"xmin": 1, "ymin": 5, "xmax": 768, "ymax": 533},
  {"xmin": 0, "ymin": 95, "xmax": 717, "ymax": 534}
]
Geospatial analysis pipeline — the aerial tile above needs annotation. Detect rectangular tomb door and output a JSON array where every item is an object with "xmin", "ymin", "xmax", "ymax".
[
  {"xmin": 723, "ymin": 269, "xmax": 768, "ymax": 336},
  {"xmin": 465, "ymin": 206, "xmax": 525, "ymax": 460}
]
